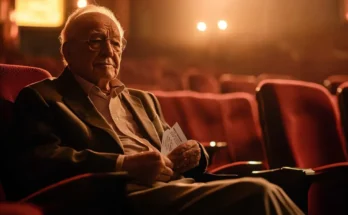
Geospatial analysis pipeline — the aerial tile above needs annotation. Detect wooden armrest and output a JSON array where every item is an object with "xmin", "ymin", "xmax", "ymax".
[{"xmin": 20, "ymin": 172, "xmax": 130, "ymax": 215}]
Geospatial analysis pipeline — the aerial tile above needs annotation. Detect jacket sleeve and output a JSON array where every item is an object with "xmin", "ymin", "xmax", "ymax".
[
  {"xmin": 148, "ymin": 92, "xmax": 209, "ymax": 176},
  {"xmin": 5, "ymin": 87, "xmax": 121, "ymax": 198}
]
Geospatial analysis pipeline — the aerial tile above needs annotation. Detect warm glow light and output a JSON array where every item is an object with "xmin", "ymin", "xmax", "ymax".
[
  {"xmin": 77, "ymin": 0, "xmax": 88, "ymax": 8},
  {"xmin": 209, "ymin": 141, "xmax": 216, "ymax": 147},
  {"xmin": 248, "ymin": 161, "xmax": 262, "ymax": 165},
  {"xmin": 217, "ymin": 20, "xmax": 228, "ymax": 30},
  {"xmin": 346, "ymin": 13, "xmax": 348, "ymax": 21},
  {"xmin": 197, "ymin": 22, "xmax": 207, "ymax": 32},
  {"xmin": 15, "ymin": 0, "xmax": 64, "ymax": 27}
]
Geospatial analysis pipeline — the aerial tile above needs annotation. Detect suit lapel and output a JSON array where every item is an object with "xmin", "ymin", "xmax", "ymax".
[
  {"xmin": 122, "ymin": 92, "xmax": 162, "ymax": 148},
  {"xmin": 56, "ymin": 68, "xmax": 124, "ymax": 152}
]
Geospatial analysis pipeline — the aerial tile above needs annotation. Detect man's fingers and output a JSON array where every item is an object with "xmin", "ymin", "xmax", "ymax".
[
  {"xmin": 170, "ymin": 140, "xmax": 198, "ymax": 155},
  {"xmin": 163, "ymin": 155, "xmax": 174, "ymax": 169},
  {"xmin": 156, "ymin": 173, "xmax": 171, "ymax": 182},
  {"xmin": 156, "ymin": 166, "xmax": 174, "ymax": 182},
  {"xmin": 161, "ymin": 166, "xmax": 174, "ymax": 177},
  {"xmin": 182, "ymin": 147, "xmax": 201, "ymax": 161}
]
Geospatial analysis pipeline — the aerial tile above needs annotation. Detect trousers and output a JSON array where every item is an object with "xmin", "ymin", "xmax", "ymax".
[{"xmin": 128, "ymin": 177, "xmax": 304, "ymax": 215}]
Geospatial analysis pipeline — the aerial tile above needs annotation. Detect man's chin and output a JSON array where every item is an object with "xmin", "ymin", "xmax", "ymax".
[{"xmin": 95, "ymin": 68, "xmax": 118, "ymax": 79}]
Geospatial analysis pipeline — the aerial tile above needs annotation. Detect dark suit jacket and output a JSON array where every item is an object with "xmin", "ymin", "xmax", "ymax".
[{"xmin": 3, "ymin": 68, "xmax": 208, "ymax": 200}]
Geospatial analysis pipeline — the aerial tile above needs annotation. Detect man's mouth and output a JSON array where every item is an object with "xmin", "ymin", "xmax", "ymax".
[{"xmin": 94, "ymin": 63, "xmax": 116, "ymax": 67}]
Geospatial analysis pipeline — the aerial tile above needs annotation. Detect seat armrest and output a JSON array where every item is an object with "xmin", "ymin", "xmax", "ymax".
[
  {"xmin": 311, "ymin": 162, "xmax": 348, "ymax": 180},
  {"xmin": 20, "ymin": 172, "xmax": 130, "ymax": 215},
  {"xmin": 209, "ymin": 161, "xmax": 265, "ymax": 175}
]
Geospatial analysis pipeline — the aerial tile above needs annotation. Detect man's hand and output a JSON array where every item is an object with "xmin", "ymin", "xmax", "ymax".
[
  {"xmin": 167, "ymin": 140, "xmax": 201, "ymax": 174},
  {"xmin": 122, "ymin": 151, "xmax": 174, "ymax": 185}
]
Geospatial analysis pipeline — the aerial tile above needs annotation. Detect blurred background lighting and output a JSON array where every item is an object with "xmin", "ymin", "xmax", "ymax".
[
  {"xmin": 209, "ymin": 141, "xmax": 216, "ymax": 147},
  {"xmin": 197, "ymin": 22, "xmax": 207, "ymax": 32},
  {"xmin": 77, "ymin": 0, "xmax": 88, "ymax": 8},
  {"xmin": 217, "ymin": 20, "xmax": 228, "ymax": 30}
]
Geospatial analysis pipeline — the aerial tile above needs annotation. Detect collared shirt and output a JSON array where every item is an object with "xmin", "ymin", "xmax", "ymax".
[{"xmin": 73, "ymin": 74, "xmax": 160, "ymax": 171}]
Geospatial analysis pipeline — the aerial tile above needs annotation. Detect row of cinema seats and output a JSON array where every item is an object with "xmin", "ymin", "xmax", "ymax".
[
  {"xmin": 182, "ymin": 70, "xmax": 294, "ymax": 94},
  {"xmin": 152, "ymin": 79, "xmax": 348, "ymax": 215},
  {"xmin": 0, "ymin": 63, "xmax": 347, "ymax": 214},
  {"xmin": 184, "ymin": 71, "xmax": 348, "ymax": 96}
]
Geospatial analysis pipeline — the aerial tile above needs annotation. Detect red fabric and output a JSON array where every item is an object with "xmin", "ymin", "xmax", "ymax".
[
  {"xmin": 178, "ymin": 92, "xmax": 226, "ymax": 142},
  {"xmin": 152, "ymin": 91, "xmax": 191, "ymax": 135},
  {"xmin": 0, "ymin": 64, "xmax": 51, "ymax": 103},
  {"xmin": 257, "ymin": 79, "xmax": 348, "ymax": 169},
  {"xmin": 219, "ymin": 93, "xmax": 267, "ymax": 165},
  {"xmin": 0, "ymin": 203, "xmax": 42, "ymax": 215},
  {"xmin": 219, "ymin": 74, "xmax": 257, "ymax": 94},
  {"xmin": 154, "ymin": 91, "xmax": 267, "ymax": 170},
  {"xmin": 183, "ymin": 70, "xmax": 220, "ymax": 94}
]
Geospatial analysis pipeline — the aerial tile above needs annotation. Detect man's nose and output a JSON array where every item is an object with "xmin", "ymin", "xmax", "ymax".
[{"xmin": 100, "ymin": 40, "xmax": 114, "ymax": 57}]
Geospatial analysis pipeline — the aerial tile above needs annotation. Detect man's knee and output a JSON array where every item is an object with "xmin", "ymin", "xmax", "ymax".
[{"xmin": 223, "ymin": 177, "xmax": 278, "ymax": 198}]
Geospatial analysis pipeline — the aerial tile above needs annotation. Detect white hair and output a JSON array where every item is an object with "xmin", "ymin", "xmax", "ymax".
[{"xmin": 59, "ymin": 4, "xmax": 124, "ymax": 66}]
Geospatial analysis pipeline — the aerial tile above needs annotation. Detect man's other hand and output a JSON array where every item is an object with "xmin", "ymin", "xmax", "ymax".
[
  {"xmin": 167, "ymin": 140, "xmax": 201, "ymax": 174},
  {"xmin": 123, "ymin": 151, "xmax": 174, "ymax": 185}
]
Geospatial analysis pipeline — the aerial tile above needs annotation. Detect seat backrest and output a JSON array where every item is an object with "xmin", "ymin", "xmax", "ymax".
[
  {"xmin": 338, "ymin": 81, "xmax": 348, "ymax": 149},
  {"xmin": 183, "ymin": 69, "xmax": 220, "ymax": 94},
  {"xmin": 178, "ymin": 92, "xmax": 226, "ymax": 142},
  {"xmin": 324, "ymin": 75, "xmax": 348, "ymax": 95},
  {"xmin": 219, "ymin": 93, "xmax": 267, "ymax": 164},
  {"xmin": 151, "ymin": 91, "xmax": 191, "ymax": 135},
  {"xmin": 219, "ymin": 74, "xmax": 256, "ymax": 94},
  {"xmin": 256, "ymin": 73, "xmax": 293, "ymax": 83},
  {"xmin": 257, "ymin": 79, "xmax": 347, "ymax": 168},
  {"xmin": 0, "ymin": 64, "xmax": 51, "ymax": 201},
  {"xmin": 0, "ymin": 64, "xmax": 52, "ymax": 103}
]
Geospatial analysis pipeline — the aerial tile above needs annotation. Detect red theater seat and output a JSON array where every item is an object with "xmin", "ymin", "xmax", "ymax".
[
  {"xmin": 182, "ymin": 69, "xmax": 220, "ymax": 94},
  {"xmin": 219, "ymin": 74, "xmax": 257, "ymax": 94},
  {"xmin": 219, "ymin": 93, "xmax": 266, "ymax": 164},
  {"xmin": 256, "ymin": 79, "xmax": 347, "ymax": 169},
  {"xmin": 153, "ymin": 90, "xmax": 266, "ymax": 172},
  {"xmin": 151, "ymin": 91, "xmax": 191, "ymax": 135}
]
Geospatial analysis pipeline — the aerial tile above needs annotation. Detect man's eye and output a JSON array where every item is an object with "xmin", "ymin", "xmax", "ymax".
[
  {"xmin": 89, "ymin": 39, "xmax": 103, "ymax": 44},
  {"xmin": 111, "ymin": 40, "xmax": 121, "ymax": 48}
]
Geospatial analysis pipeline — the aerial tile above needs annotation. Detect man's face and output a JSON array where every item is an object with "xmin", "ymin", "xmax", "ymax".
[{"xmin": 64, "ymin": 12, "xmax": 123, "ymax": 85}]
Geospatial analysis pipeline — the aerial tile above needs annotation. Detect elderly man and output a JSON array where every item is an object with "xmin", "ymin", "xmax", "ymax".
[{"xmin": 7, "ymin": 5, "xmax": 304, "ymax": 215}]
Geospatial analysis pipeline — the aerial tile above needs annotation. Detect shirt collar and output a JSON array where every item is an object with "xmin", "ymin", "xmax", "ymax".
[{"xmin": 73, "ymin": 73, "xmax": 125, "ymax": 98}]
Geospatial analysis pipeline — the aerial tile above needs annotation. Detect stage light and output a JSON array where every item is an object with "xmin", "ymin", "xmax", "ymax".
[
  {"xmin": 77, "ymin": 0, "xmax": 87, "ymax": 8},
  {"xmin": 197, "ymin": 22, "xmax": 207, "ymax": 32},
  {"xmin": 217, "ymin": 20, "xmax": 228, "ymax": 30}
]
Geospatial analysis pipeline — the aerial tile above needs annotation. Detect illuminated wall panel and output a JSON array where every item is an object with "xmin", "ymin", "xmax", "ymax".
[{"xmin": 15, "ymin": 0, "xmax": 64, "ymax": 27}]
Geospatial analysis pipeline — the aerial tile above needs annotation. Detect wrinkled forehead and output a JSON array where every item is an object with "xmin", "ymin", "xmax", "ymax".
[{"xmin": 68, "ymin": 12, "xmax": 120, "ymax": 39}]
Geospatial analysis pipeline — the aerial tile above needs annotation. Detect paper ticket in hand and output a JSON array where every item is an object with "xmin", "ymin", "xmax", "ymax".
[{"xmin": 161, "ymin": 122, "xmax": 187, "ymax": 155}]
